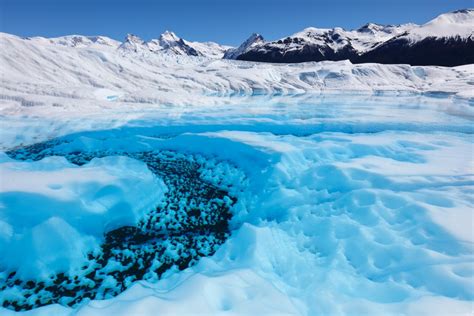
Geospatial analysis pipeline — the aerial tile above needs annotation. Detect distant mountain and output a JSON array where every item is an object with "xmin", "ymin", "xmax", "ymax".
[
  {"xmin": 15, "ymin": 9, "xmax": 474, "ymax": 66},
  {"xmin": 118, "ymin": 34, "xmax": 146, "ymax": 52},
  {"xmin": 230, "ymin": 9, "xmax": 474, "ymax": 66},
  {"xmin": 118, "ymin": 31, "xmax": 230, "ymax": 58},
  {"xmin": 27, "ymin": 31, "xmax": 231, "ymax": 58}
]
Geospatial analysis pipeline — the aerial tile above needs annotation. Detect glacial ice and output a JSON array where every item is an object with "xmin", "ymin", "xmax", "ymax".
[
  {"xmin": 0, "ymin": 155, "xmax": 166, "ymax": 280},
  {"xmin": 0, "ymin": 93, "xmax": 472, "ymax": 315}
]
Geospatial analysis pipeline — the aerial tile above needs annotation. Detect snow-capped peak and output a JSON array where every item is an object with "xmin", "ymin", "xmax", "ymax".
[
  {"xmin": 429, "ymin": 9, "xmax": 474, "ymax": 26},
  {"xmin": 403, "ymin": 9, "xmax": 474, "ymax": 41},
  {"xmin": 223, "ymin": 33, "xmax": 264, "ymax": 59},
  {"xmin": 291, "ymin": 27, "xmax": 330, "ymax": 39},
  {"xmin": 146, "ymin": 31, "xmax": 199, "ymax": 56},
  {"xmin": 357, "ymin": 23, "xmax": 388, "ymax": 34},
  {"xmin": 118, "ymin": 34, "xmax": 146, "ymax": 52},
  {"xmin": 125, "ymin": 33, "xmax": 144, "ymax": 44},
  {"xmin": 159, "ymin": 30, "xmax": 180, "ymax": 43}
]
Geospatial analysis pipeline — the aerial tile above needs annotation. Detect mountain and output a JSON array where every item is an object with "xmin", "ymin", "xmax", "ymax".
[
  {"xmin": 118, "ymin": 31, "xmax": 230, "ymax": 58},
  {"xmin": 357, "ymin": 9, "xmax": 474, "ymax": 66},
  {"xmin": 27, "ymin": 32, "xmax": 230, "ymax": 58},
  {"xmin": 230, "ymin": 24, "xmax": 415, "ymax": 63},
  {"xmin": 146, "ymin": 31, "xmax": 200, "ymax": 56},
  {"xmin": 118, "ymin": 34, "xmax": 147, "ymax": 53},
  {"xmin": 8, "ymin": 9, "xmax": 473, "ymax": 65},
  {"xmin": 223, "ymin": 33, "xmax": 264, "ymax": 59},
  {"xmin": 230, "ymin": 9, "xmax": 474, "ymax": 66}
]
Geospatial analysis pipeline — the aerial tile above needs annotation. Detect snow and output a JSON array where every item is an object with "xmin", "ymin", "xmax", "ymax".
[
  {"xmin": 74, "ymin": 268, "xmax": 302, "ymax": 316},
  {"xmin": 186, "ymin": 40, "xmax": 232, "ymax": 59},
  {"xmin": 28, "ymin": 35, "xmax": 121, "ymax": 49},
  {"xmin": 0, "ymin": 155, "xmax": 166, "ymax": 279}
]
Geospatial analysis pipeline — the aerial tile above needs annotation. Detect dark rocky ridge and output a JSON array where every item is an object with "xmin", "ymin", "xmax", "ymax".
[
  {"xmin": 233, "ymin": 9, "xmax": 474, "ymax": 66},
  {"xmin": 356, "ymin": 35, "xmax": 474, "ymax": 66},
  {"xmin": 236, "ymin": 35, "xmax": 474, "ymax": 66}
]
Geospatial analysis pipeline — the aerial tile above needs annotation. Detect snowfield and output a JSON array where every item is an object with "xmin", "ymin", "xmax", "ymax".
[{"xmin": 0, "ymin": 30, "xmax": 473, "ymax": 316}]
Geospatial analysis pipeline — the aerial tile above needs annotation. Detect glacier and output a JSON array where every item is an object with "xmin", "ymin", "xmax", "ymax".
[{"xmin": 0, "ymin": 30, "xmax": 473, "ymax": 315}]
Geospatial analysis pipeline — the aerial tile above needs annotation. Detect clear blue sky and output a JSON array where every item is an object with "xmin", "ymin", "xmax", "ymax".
[{"xmin": 0, "ymin": 0, "xmax": 472, "ymax": 46}]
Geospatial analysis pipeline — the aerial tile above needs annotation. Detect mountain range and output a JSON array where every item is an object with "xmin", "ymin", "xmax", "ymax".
[
  {"xmin": 14, "ymin": 9, "xmax": 474, "ymax": 66},
  {"xmin": 231, "ymin": 9, "xmax": 474, "ymax": 66}
]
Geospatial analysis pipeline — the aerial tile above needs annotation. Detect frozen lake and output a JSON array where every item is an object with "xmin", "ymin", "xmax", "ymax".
[{"xmin": 0, "ymin": 94, "xmax": 473, "ymax": 315}]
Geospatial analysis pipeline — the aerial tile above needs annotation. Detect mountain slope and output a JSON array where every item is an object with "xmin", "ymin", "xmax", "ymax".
[
  {"xmin": 233, "ymin": 23, "xmax": 415, "ymax": 63},
  {"xmin": 233, "ymin": 9, "xmax": 474, "ymax": 66},
  {"xmin": 358, "ymin": 9, "xmax": 474, "ymax": 66}
]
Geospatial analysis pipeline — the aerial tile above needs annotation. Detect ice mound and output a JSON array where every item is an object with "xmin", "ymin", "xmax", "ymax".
[
  {"xmin": 75, "ymin": 269, "xmax": 301, "ymax": 315},
  {"xmin": 0, "ymin": 155, "xmax": 166, "ymax": 279}
]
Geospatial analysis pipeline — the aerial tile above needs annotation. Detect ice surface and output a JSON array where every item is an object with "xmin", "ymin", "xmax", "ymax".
[
  {"xmin": 0, "ymin": 155, "xmax": 166, "ymax": 279},
  {"xmin": 0, "ymin": 93, "xmax": 472, "ymax": 315}
]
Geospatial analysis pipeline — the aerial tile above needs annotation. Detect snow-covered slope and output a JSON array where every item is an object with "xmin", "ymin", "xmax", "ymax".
[
  {"xmin": 405, "ymin": 9, "xmax": 474, "ymax": 41},
  {"xmin": 185, "ymin": 39, "xmax": 232, "ymax": 59},
  {"xmin": 233, "ymin": 9, "xmax": 474, "ymax": 66},
  {"xmin": 359, "ymin": 9, "xmax": 474, "ymax": 66},
  {"xmin": 28, "ymin": 35, "xmax": 121, "ymax": 48}
]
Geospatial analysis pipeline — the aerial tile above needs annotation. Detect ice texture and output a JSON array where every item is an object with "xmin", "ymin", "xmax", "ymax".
[
  {"xmin": 1, "ymin": 93, "xmax": 472, "ymax": 315},
  {"xmin": 0, "ymin": 155, "xmax": 166, "ymax": 279}
]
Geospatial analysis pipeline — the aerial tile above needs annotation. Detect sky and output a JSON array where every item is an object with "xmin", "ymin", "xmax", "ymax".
[{"xmin": 0, "ymin": 0, "xmax": 472, "ymax": 46}]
